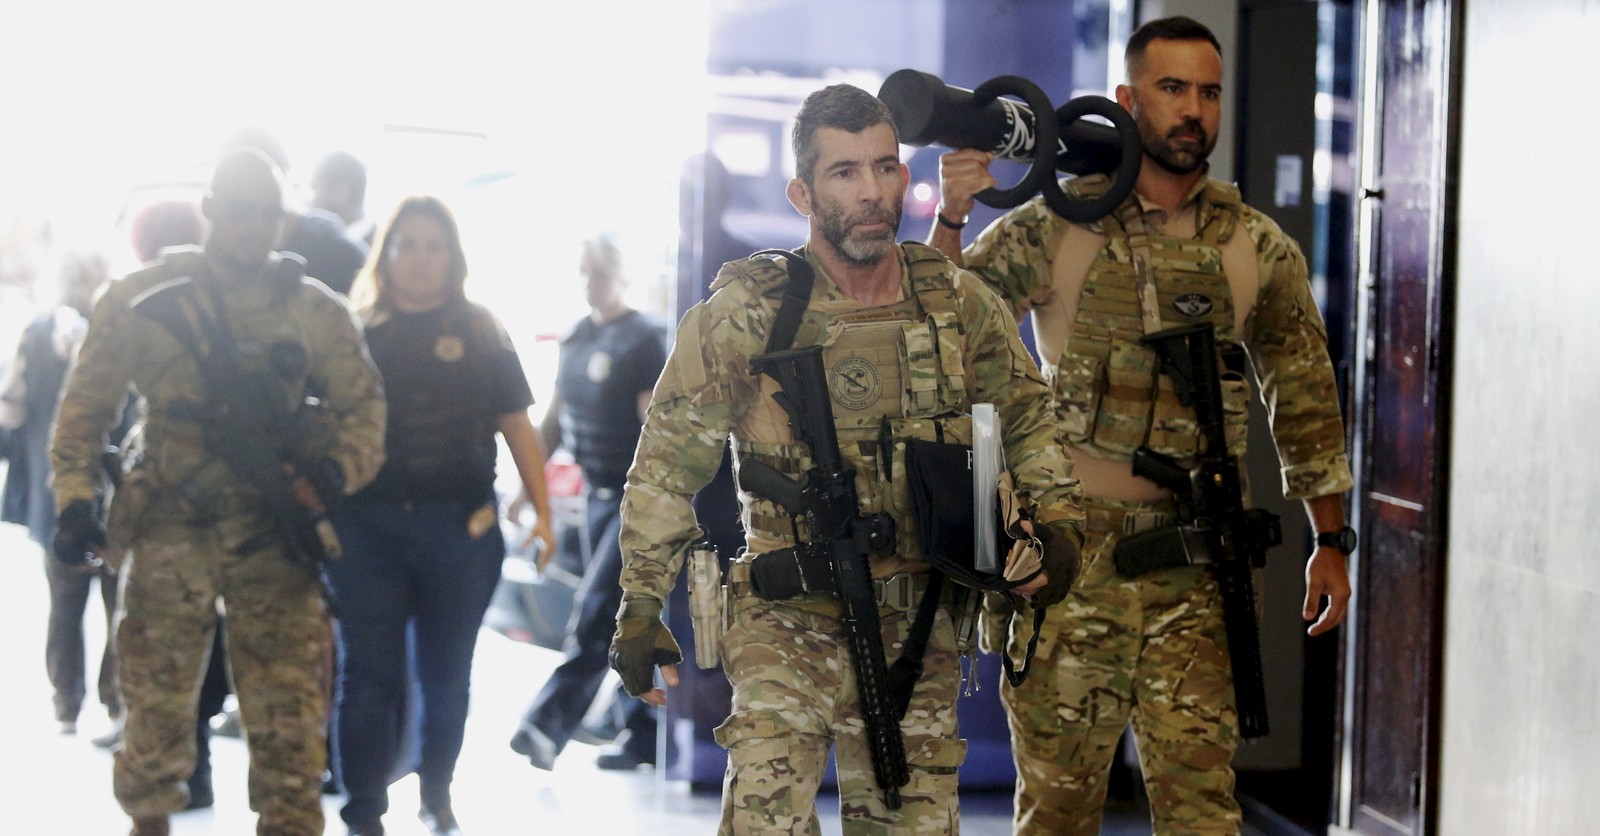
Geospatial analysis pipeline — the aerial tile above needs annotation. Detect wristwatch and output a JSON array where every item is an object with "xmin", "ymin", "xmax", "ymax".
[{"xmin": 1315, "ymin": 525, "xmax": 1358, "ymax": 555}]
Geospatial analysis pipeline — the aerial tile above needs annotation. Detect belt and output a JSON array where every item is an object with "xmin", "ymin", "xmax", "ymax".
[
  {"xmin": 726, "ymin": 560, "xmax": 930, "ymax": 614},
  {"xmin": 1082, "ymin": 503, "xmax": 1178, "ymax": 535}
]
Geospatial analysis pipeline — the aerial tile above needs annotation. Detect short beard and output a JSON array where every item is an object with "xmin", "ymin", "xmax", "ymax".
[
  {"xmin": 818, "ymin": 201, "xmax": 902, "ymax": 266},
  {"xmin": 1141, "ymin": 118, "xmax": 1215, "ymax": 175}
]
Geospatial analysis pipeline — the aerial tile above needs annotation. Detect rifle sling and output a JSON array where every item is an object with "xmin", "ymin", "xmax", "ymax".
[
  {"xmin": 757, "ymin": 247, "xmax": 814, "ymax": 354},
  {"xmin": 1002, "ymin": 605, "xmax": 1049, "ymax": 688},
  {"xmin": 887, "ymin": 571, "xmax": 944, "ymax": 721}
]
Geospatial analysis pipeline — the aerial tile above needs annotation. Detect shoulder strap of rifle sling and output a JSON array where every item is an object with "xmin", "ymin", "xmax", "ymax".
[
  {"xmin": 1003, "ymin": 605, "xmax": 1049, "ymax": 687},
  {"xmin": 756, "ymin": 247, "xmax": 814, "ymax": 353},
  {"xmin": 888, "ymin": 571, "xmax": 947, "ymax": 720}
]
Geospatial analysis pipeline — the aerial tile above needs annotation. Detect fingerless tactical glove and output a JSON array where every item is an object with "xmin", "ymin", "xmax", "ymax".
[
  {"xmin": 1029, "ymin": 521, "xmax": 1082, "ymax": 609},
  {"xmin": 608, "ymin": 596, "xmax": 683, "ymax": 696},
  {"xmin": 303, "ymin": 456, "xmax": 346, "ymax": 510},
  {"xmin": 53, "ymin": 499, "xmax": 107, "ymax": 568}
]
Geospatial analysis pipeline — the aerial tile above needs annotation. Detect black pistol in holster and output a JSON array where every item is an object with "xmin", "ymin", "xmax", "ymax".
[
  {"xmin": 738, "ymin": 343, "xmax": 910, "ymax": 810},
  {"xmin": 1112, "ymin": 322, "xmax": 1282, "ymax": 739}
]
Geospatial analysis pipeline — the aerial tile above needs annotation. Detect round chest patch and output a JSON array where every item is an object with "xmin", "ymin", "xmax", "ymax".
[
  {"xmin": 434, "ymin": 335, "xmax": 465, "ymax": 362},
  {"xmin": 586, "ymin": 351, "xmax": 613, "ymax": 383},
  {"xmin": 1172, "ymin": 293, "xmax": 1215, "ymax": 318},
  {"xmin": 829, "ymin": 356, "xmax": 882, "ymax": 410}
]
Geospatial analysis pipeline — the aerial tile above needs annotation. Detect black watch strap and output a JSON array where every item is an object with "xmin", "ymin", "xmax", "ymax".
[{"xmin": 1316, "ymin": 525, "xmax": 1358, "ymax": 555}]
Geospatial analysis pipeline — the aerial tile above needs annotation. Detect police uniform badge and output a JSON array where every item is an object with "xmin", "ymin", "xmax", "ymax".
[
  {"xmin": 435, "ymin": 335, "xmax": 465, "ymax": 362},
  {"xmin": 587, "ymin": 351, "xmax": 613, "ymax": 383}
]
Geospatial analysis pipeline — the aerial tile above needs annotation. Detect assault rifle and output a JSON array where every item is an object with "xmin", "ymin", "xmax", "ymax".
[
  {"xmin": 739, "ymin": 343, "xmax": 909, "ymax": 809},
  {"xmin": 135, "ymin": 275, "xmax": 341, "ymax": 613},
  {"xmin": 1113, "ymin": 322, "xmax": 1281, "ymax": 739},
  {"xmin": 205, "ymin": 365, "xmax": 343, "ymax": 614}
]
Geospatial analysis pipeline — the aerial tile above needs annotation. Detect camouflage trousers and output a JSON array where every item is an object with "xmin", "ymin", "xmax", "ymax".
[
  {"xmin": 113, "ymin": 517, "xmax": 330, "ymax": 836},
  {"xmin": 997, "ymin": 496, "xmax": 1241, "ymax": 836},
  {"xmin": 713, "ymin": 589, "xmax": 966, "ymax": 834}
]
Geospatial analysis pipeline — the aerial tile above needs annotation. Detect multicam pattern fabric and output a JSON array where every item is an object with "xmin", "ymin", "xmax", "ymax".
[
  {"xmin": 114, "ymin": 520, "xmax": 331, "ymax": 835},
  {"xmin": 998, "ymin": 499, "xmax": 1240, "ymax": 836},
  {"xmin": 964, "ymin": 176, "xmax": 1350, "ymax": 833},
  {"xmin": 965, "ymin": 174, "xmax": 1353, "ymax": 499},
  {"xmin": 616, "ymin": 242, "xmax": 1082, "ymax": 830},
  {"xmin": 619, "ymin": 243, "xmax": 1081, "ymax": 605},
  {"xmin": 50, "ymin": 246, "xmax": 384, "ymax": 831},
  {"xmin": 714, "ymin": 594, "xmax": 966, "ymax": 834},
  {"xmin": 53, "ymin": 247, "xmax": 386, "ymax": 520}
]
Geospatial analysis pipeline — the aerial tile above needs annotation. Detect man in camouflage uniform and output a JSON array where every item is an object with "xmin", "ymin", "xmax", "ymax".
[
  {"xmin": 928, "ymin": 16, "xmax": 1356, "ymax": 836},
  {"xmin": 608, "ymin": 84, "xmax": 1083, "ymax": 833},
  {"xmin": 50, "ymin": 148, "xmax": 386, "ymax": 836}
]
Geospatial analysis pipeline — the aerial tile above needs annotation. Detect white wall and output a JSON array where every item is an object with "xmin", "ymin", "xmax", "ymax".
[{"xmin": 1441, "ymin": 0, "xmax": 1600, "ymax": 831}]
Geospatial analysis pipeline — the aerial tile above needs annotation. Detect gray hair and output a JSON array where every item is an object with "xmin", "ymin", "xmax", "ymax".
[{"xmin": 791, "ymin": 84, "xmax": 897, "ymax": 183}]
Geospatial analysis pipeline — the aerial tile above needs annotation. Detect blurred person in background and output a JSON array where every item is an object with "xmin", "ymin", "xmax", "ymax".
[
  {"xmin": 333, "ymin": 195, "xmax": 554, "ymax": 836},
  {"xmin": 509, "ymin": 233, "xmax": 668, "ymax": 773},
  {"xmin": 225, "ymin": 127, "xmax": 369, "ymax": 295},
  {"xmin": 84, "ymin": 192, "xmax": 209, "ymax": 759},
  {"xmin": 124, "ymin": 192, "xmax": 208, "ymax": 268},
  {"xmin": 0, "ymin": 246, "xmax": 119, "ymax": 737},
  {"xmin": 311, "ymin": 150, "xmax": 375, "ymax": 247}
]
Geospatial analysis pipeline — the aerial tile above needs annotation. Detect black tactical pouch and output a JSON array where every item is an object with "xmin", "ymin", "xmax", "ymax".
[{"xmin": 903, "ymin": 438, "xmax": 1016, "ymax": 591}]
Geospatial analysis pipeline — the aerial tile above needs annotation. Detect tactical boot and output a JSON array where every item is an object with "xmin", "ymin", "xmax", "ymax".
[{"xmin": 129, "ymin": 815, "xmax": 169, "ymax": 836}]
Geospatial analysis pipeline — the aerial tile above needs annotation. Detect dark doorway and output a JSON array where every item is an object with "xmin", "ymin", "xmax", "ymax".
[
  {"xmin": 1338, "ymin": 0, "xmax": 1462, "ymax": 833},
  {"xmin": 1232, "ymin": 1, "xmax": 1359, "ymax": 831}
]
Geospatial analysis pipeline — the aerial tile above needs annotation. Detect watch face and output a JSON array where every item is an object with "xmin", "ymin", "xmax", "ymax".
[{"xmin": 1320, "ymin": 526, "xmax": 1357, "ymax": 553}]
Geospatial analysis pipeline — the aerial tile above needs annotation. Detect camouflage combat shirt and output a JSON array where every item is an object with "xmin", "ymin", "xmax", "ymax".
[
  {"xmin": 617, "ymin": 243, "xmax": 1083, "ymax": 605},
  {"xmin": 964, "ymin": 174, "xmax": 1353, "ymax": 500},
  {"xmin": 51, "ymin": 247, "xmax": 386, "ymax": 530}
]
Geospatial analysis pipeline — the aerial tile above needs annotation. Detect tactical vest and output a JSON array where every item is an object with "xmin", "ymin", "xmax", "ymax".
[
  {"xmin": 726, "ymin": 244, "xmax": 974, "ymax": 575},
  {"xmin": 1051, "ymin": 181, "xmax": 1253, "ymax": 463},
  {"xmin": 558, "ymin": 311, "xmax": 661, "ymax": 490},
  {"xmin": 364, "ymin": 301, "xmax": 501, "ymax": 500},
  {"xmin": 127, "ymin": 251, "xmax": 321, "ymax": 516}
]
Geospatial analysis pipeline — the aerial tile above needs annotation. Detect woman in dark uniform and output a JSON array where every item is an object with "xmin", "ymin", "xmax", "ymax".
[{"xmin": 333, "ymin": 196, "xmax": 554, "ymax": 836}]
